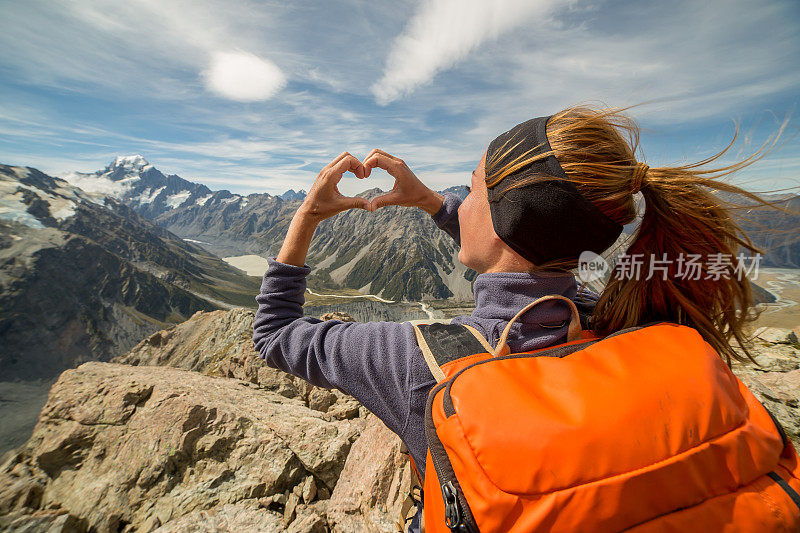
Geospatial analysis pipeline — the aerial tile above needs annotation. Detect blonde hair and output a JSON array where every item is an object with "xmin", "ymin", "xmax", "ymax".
[{"xmin": 484, "ymin": 104, "xmax": 794, "ymax": 364}]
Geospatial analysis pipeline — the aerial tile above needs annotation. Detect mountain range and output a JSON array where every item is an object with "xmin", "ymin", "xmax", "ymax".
[
  {"xmin": 725, "ymin": 192, "xmax": 800, "ymax": 269},
  {"xmin": 63, "ymin": 155, "xmax": 476, "ymax": 301},
  {"xmin": 0, "ymin": 164, "xmax": 260, "ymax": 381}
]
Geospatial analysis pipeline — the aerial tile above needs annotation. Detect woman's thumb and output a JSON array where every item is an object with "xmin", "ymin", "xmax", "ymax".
[
  {"xmin": 370, "ymin": 192, "xmax": 396, "ymax": 210},
  {"xmin": 353, "ymin": 197, "xmax": 371, "ymax": 211}
]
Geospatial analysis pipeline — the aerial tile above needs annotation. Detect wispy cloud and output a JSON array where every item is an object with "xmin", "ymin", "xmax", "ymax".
[{"xmin": 371, "ymin": 0, "xmax": 573, "ymax": 104}]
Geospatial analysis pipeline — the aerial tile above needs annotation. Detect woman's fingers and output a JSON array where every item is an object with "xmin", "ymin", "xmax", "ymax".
[
  {"xmin": 364, "ymin": 148, "xmax": 402, "ymax": 162},
  {"xmin": 326, "ymin": 155, "xmax": 369, "ymax": 208},
  {"xmin": 300, "ymin": 153, "xmax": 371, "ymax": 221},
  {"xmin": 361, "ymin": 148, "xmax": 433, "ymax": 211},
  {"xmin": 363, "ymin": 152, "xmax": 405, "ymax": 179},
  {"xmin": 370, "ymin": 191, "xmax": 403, "ymax": 210},
  {"xmin": 322, "ymin": 151, "xmax": 348, "ymax": 172},
  {"xmin": 325, "ymin": 153, "xmax": 365, "ymax": 181},
  {"xmin": 305, "ymin": 149, "xmax": 430, "ymax": 218}
]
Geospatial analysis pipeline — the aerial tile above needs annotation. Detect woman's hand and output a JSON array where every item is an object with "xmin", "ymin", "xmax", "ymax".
[
  {"xmin": 363, "ymin": 149, "xmax": 443, "ymax": 215},
  {"xmin": 298, "ymin": 152, "xmax": 372, "ymax": 224},
  {"xmin": 276, "ymin": 150, "xmax": 442, "ymax": 267}
]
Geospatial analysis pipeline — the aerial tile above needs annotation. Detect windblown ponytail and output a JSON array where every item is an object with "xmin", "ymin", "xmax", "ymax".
[{"xmin": 487, "ymin": 104, "xmax": 794, "ymax": 364}]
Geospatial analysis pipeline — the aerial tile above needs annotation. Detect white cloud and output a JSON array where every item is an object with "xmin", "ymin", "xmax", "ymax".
[
  {"xmin": 371, "ymin": 0, "xmax": 571, "ymax": 104},
  {"xmin": 61, "ymin": 172, "xmax": 131, "ymax": 198},
  {"xmin": 203, "ymin": 51, "xmax": 287, "ymax": 101}
]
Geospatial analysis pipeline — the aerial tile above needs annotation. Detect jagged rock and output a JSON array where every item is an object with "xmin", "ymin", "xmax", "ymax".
[
  {"xmin": 307, "ymin": 388, "xmax": 338, "ymax": 413},
  {"xmin": 317, "ymin": 485, "xmax": 331, "ymax": 501},
  {"xmin": 0, "ymin": 362, "xmax": 360, "ymax": 531},
  {"xmin": 734, "ymin": 368, "xmax": 800, "ymax": 451},
  {"xmin": 283, "ymin": 490, "xmax": 300, "ymax": 527},
  {"xmin": 259, "ymin": 491, "xmax": 287, "ymax": 510},
  {"xmin": 754, "ymin": 326, "xmax": 800, "ymax": 346},
  {"xmin": 732, "ymin": 339, "xmax": 800, "ymax": 451},
  {"xmin": 0, "ymin": 509, "xmax": 87, "ymax": 532},
  {"xmin": 301, "ymin": 475, "xmax": 317, "ymax": 503},
  {"xmin": 152, "ymin": 500, "xmax": 284, "ymax": 532},
  {"xmin": 114, "ymin": 308, "xmax": 256, "ymax": 377},
  {"xmin": 113, "ymin": 309, "xmax": 363, "ymax": 420},
  {"xmin": 326, "ymin": 396, "xmax": 363, "ymax": 420},
  {"xmin": 318, "ymin": 312, "xmax": 355, "ymax": 322},
  {"xmin": 288, "ymin": 503, "xmax": 329, "ymax": 533},
  {"xmin": 326, "ymin": 413, "xmax": 413, "ymax": 532}
]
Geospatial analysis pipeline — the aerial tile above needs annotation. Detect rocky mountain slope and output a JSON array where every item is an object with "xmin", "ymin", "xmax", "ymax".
[
  {"xmin": 0, "ymin": 165, "xmax": 260, "ymax": 381},
  {"xmin": 729, "ymin": 192, "xmax": 800, "ymax": 268},
  {"xmin": 151, "ymin": 183, "xmax": 475, "ymax": 301},
  {"xmin": 1, "ymin": 308, "xmax": 797, "ymax": 532}
]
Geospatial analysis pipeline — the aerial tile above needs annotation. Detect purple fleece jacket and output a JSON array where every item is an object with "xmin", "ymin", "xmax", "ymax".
[{"xmin": 252, "ymin": 193, "xmax": 598, "ymax": 531}]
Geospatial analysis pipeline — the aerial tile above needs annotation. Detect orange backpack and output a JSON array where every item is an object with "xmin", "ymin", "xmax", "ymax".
[{"xmin": 410, "ymin": 295, "xmax": 800, "ymax": 532}]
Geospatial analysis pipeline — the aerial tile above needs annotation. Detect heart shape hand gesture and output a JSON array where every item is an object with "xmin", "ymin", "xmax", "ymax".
[
  {"xmin": 298, "ymin": 149, "xmax": 443, "ymax": 223},
  {"xmin": 363, "ymin": 149, "xmax": 439, "ymax": 212}
]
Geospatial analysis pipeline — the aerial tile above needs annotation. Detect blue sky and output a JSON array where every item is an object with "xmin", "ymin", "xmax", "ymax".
[{"xmin": 0, "ymin": 0, "xmax": 798, "ymax": 197}]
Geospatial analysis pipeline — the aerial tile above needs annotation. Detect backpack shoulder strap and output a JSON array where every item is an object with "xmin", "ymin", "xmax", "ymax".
[
  {"xmin": 397, "ymin": 442, "xmax": 425, "ymax": 531},
  {"xmin": 411, "ymin": 323, "xmax": 492, "ymax": 382},
  {"xmin": 575, "ymin": 283, "xmax": 599, "ymax": 329}
]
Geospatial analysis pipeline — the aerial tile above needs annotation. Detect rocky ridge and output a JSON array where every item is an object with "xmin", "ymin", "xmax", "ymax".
[
  {"xmin": 1, "ymin": 308, "xmax": 798, "ymax": 532},
  {"xmin": 0, "ymin": 309, "xmax": 414, "ymax": 532}
]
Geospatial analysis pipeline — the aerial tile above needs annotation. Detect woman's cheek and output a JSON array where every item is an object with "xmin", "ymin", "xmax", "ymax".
[{"xmin": 456, "ymin": 209, "xmax": 465, "ymax": 259}]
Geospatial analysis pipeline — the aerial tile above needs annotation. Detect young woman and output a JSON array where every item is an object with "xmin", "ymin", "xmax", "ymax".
[{"xmin": 252, "ymin": 105, "xmax": 794, "ymax": 531}]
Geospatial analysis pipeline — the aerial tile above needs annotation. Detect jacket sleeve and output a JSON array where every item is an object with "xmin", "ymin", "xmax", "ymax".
[
  {"xmin": 431, "ymin": 193, "xmax": 462, "ymax": 246},
  {"xmin": 252, "ymin": 256, "xmax": 420, "ymax": 437}
]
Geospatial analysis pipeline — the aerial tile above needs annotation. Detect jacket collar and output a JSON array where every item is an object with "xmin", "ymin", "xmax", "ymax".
[
  {"xmin": 471, "ymin": 271, "xmax": 577, "ymax": 322},
  {"xmin": 458, "ymin": 270, "xmax": 578, "ymax": 352}
]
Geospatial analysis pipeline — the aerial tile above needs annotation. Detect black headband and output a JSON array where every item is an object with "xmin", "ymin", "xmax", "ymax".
[{"xmin": 485, "ymin": 115, "xmax": 623, "ymax": 265}]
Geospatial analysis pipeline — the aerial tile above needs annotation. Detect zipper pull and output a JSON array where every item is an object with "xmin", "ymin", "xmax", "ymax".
[{"xmin": 442, "ymin": 481, "xmax": 464, "ymax": 531}]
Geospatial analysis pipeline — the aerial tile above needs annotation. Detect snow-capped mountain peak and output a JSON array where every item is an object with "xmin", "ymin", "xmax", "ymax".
[
  {"xmin": 110, "ymin": 154, "xmax": 152, "ymax": 172},
  {"xmin": 61, "ymin": 155, "xmax": 211, "ymax": 216}
]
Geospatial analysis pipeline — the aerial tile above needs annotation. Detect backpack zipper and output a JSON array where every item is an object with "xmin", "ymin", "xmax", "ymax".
[
  {"xmin": 426, "ymin": 379, "xmax": 478, "ymax": 532},
  {"xmin": 442, "ymin": 481, "xmax": 466, "ymax": 531}
]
